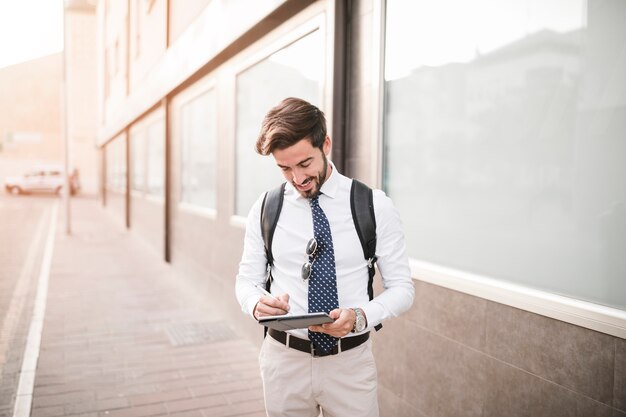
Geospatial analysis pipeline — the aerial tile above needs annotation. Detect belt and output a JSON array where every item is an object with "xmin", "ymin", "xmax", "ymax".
[{"xmin": 268, "ymin": 328, "xmax": 369, "ymax": 357}]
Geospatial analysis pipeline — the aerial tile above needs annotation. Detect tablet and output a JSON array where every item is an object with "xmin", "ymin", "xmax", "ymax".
[{"xmin": 258, "ymin": 312, "xmax": 334, "ymax": 331}]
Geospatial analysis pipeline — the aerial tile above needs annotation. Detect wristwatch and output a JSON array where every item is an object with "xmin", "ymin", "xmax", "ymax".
[{"xmin": 351, "ymin": 308, "xmax": 367, "ymax": 333}]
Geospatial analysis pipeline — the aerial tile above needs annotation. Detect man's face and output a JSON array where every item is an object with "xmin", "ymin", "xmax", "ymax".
[{"xmin": 272, "ymin": 137, "xmax": 332, "ymax": 199}]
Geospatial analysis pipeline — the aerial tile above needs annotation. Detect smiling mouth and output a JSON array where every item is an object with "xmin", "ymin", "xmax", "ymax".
[{"xmin": 295, "ymin": 177, "xmax": 313, "ymax": 189}]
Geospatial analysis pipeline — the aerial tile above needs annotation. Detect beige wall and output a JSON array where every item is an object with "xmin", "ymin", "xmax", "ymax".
[
  {"xmin": 129, "ymin": 0, "xmax": 167, "ymax": 91},
  {"xmin": 0, "ymin": 54, "xmax": 63, "ymax": 168},
  {"xmin": 66, "ymin": 6, "xmax": 99, "ymax": 195},
  {"xmin": 102, "ymin": 0, "xmax": 129, "ymax": 121},
  {"xmin": 168, "ymin": 0, "xmax": 212, "ymax": 43}
]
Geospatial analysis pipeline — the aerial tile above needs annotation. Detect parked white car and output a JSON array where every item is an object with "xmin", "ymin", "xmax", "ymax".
[{"xmin": 4, "ymin": 166, "xmax": 80, "ymax": 195}]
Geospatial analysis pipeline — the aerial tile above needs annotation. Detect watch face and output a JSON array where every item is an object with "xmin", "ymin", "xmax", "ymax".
[
  {"xmin": 352, "ymin": 308, "xmax": 366, "ymax": 332},
  {"xmin": 355, "ymin": 311, "xmax": 366, "ymax": 331}
]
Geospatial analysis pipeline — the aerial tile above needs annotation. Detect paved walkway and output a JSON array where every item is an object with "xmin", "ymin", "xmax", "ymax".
[{"xmin": 29, "ymin": 197, "xmax": 265, "ymax": 417}]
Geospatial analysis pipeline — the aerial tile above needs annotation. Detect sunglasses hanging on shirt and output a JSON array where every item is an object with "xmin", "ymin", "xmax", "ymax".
[{"xmin": 301, "ymin": 237, "xmax": 318, "ymax": 281}]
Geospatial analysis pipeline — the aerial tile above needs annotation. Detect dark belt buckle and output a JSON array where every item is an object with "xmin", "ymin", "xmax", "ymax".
[
  {"xmin": 310, "ymin": 343, "xmax": 318, "ymax": 357},
  {"xmin": 311, "ymin": 343, "xmax": 336, "ymax": 357}
]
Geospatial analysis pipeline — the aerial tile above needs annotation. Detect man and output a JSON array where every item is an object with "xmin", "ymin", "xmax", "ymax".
[{"xmin": 235, "ymin": 97, "xmax": 414, "ymax": 417}]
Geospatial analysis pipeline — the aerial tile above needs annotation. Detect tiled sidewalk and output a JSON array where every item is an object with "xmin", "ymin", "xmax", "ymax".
[{"xmin": 31, "ymin": 198, "xmax": 265, "ymax": 417}]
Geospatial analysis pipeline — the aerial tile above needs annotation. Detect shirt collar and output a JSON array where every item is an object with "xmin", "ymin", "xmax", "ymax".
[{"xmin": 318, "ymin": 160, "xmax": 339, "ymax": 199}]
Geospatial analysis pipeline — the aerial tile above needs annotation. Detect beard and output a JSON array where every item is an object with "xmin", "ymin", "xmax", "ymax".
[{"xmin": 294, "ymin": 154, "xmax": 329, "ymax": 199}]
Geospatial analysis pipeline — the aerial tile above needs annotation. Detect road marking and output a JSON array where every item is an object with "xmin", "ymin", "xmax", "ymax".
[
  {"xmin": 13, "ymin": 201, "xmax": 58, "ymax": 417},
  {"xmin": 0, "ymin": 207, "xmax": 48, "ymax": 365}
]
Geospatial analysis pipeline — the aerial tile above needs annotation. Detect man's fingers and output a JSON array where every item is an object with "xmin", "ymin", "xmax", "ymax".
[
  {"xmin": 328, "ymin": 308, "xmax": 341, "ymax": 320},
  {"xmin": 264, "ymin": 295, "xmax": 290, "ymax": 311},
  {"xmin": 308, "ymin": 309, "xmax": 352, "ymax": 337},
  {"xmin": 257, "ymin": 306, "xmax": 287, "ymax": 317},
  {"xmin": 256, "ymin": 305, "xmax": 285, "ymax": 318},
  {"xmin": 255, "ymin": 295, "xmax": 290, "ymax": 318}
]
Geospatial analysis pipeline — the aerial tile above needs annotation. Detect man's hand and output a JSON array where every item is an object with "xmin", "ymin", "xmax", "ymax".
[
  {"xmin": 308, "ymin": 308, "xmax": 356, "ymax": 338},
  {"xmin": 253, "ymin": 294, "xmax": 290, "ymax": 319}
]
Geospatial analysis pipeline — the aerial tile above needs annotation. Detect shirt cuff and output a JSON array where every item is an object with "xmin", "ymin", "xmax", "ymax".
[
  {"xmin": 361, "ymin": 303, "xmax": 384, "ymax": 331},
  {"xmin": 244, "ymin": 295, "xmax": 262, "ymax": 319}
]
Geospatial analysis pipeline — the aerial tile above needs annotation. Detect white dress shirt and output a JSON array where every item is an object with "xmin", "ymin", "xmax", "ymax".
[{"xmin": 235, "ymin": 162, "xmax": 414, "ymax": 339}]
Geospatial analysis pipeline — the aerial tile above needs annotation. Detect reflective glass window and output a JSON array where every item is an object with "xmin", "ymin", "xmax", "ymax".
[
  {"xmin": 180, "ymin": 89, "xmax": 217, "ymax": 209},
  {"xmin": 384, "ymin": 0, "xmax": 626, "ymax": 309},
  {"xmin": 146, "ymin": 119, "xmax": 165, "ymax": 197},
  {"xmin": 106, "ymin": 136, "xmax": 126, "ymax": 193},
  {"xmin": 131, "ymin": 130, "xmax": 146, "ymax": 192},
  {"xmin": 235, "ymin": 29, "xmax": 325, "ymax": 216}
]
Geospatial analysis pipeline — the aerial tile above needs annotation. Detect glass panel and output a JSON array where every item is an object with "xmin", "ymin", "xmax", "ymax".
[
  {"xmin": 180, "ymin": 89, "xmax": 217, "ymax": 209},
  {"xmin": 383, "ymin": 0, "xmax": 626, "ymax": 309},
  {"xmin": 235, "ymin": 29, "xmax": 325, "ymax": 216},
  {"xmin": 106, "ymin": 136, "xmax": 126, "ymax": 192},
  {"xmin": 146, "ymin": 119, "xmax": 164, "ymax": 197},
  {"xmin": 131, "ymin": 130, "xmax": 146, "ymax": 192}
]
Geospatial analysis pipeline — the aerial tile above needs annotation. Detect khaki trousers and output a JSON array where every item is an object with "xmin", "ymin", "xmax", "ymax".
[{"xmin": 259, "ymin": 334, "xmax": 379, "ymax": 417}]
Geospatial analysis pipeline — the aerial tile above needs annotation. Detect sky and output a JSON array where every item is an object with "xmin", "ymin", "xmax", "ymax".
[{"xmin": 0, "ymin": 0, "xmax": 64, "ymax": 69}]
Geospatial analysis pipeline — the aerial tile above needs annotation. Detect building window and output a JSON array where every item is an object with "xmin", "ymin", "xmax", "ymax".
[
  {"xmin": 146, "ymin": 119, "xmax": 165, "ymax": 197},
  {"xmin": 180, "ymin": 89, "xmax": 217, "ymax": 210},
  {"xmin": 234, "ymin": 28, "xmax": 325, "ymax": 216},
  {"xmin": 383, "ymin": 0, "xmax": 626, "ymax": 309},
  {"xmin": 130, "ymin": 117, "xmax": 164, "ymax": 198},
  {"xmin": 131, "ymin": 130, "xmax": 146, "ymax": 192},
  {"xmin": 105, "ymin": 136, "xmax": 126, "ymax": 193}
]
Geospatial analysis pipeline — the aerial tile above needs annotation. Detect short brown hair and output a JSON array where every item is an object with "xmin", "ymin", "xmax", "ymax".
[{"xmin": 255, "ymin": 97, "xmax": 327, "ymax": 155}]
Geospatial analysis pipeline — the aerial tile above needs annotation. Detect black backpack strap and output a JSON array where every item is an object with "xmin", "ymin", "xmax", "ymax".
[
  {"xmin": 260, "ymin": 182, "xmax": 285, "ymax": 337},
  {"xmin": 350, "ymin": 179, "xmax": 382, "ymax": 331},
  {"xmin": 260, "ymin": 182, "xmax": 286, "ymax": 291}
]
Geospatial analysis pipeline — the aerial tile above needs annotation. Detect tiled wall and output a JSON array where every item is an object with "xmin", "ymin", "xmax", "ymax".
[
  {"xmin": 129, "ymin": 196, "xmax": 164, "ymax": 257},
  {"xmin": 103, "ymin": 192, "xmax": 126, "ymax": 228},
  {"xmin": 373, "ymin": 281, "xmax": 626, "ymax": 417}
]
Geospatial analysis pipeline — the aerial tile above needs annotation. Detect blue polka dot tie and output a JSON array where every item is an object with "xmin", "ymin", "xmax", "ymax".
[{"xmin": 308, "ymin": 195, "xmax": 339, "ymax": 353}]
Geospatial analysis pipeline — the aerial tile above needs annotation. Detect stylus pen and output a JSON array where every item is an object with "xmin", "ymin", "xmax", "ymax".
[
  {"xmin": 247, "ymin": 280, "xmax": 291, "ymax": 315},
  {"xmin": 253, "ymin": 282, "xmax": 279, "ymax": 300}
]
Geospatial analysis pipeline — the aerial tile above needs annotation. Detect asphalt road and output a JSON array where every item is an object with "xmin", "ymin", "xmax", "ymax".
[{"xmin": 0, "ymin": 193, "xmax": 57, "ymax": 416}]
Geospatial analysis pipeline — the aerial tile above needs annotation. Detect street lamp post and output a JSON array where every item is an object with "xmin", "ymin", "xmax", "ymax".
[{"xmin": 62, "ymin": 0, "xmax": 71, "ymax": 235}]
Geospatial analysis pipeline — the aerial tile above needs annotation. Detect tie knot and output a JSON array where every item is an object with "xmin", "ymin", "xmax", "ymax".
[{"xmin": 309, "ymin": 196, "xmax": 320, "ymax": 207}]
